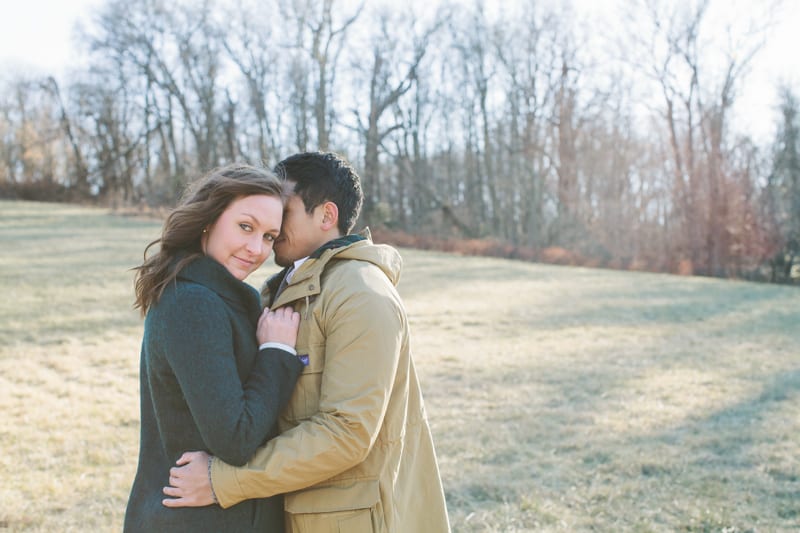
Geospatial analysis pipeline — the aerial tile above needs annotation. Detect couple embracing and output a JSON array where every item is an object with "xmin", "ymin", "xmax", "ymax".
[{"xmin": 124, "ymin": 152, "xmax": 450, "ymax": 532}]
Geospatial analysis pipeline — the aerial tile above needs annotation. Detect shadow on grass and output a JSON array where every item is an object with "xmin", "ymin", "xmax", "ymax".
[
  {"xmin": 630, "ymin": 367, "xmax": 800, "ymax": 526},
  {"xmin": 397, "ymin": 249, "xmax": 596, "ymax": 296},
  {"xmin": 517, "ymin": 277, "xmax": 797, "ymax": 330},
  {"xmin": 443, "ymin": 355, "xmax": 800, "ymax": 530}
]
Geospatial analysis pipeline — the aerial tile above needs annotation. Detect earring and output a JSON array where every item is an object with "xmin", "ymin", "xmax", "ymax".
[{"xmin": 202, "ymin": 228, "xmax": 208, "ymax": 233}]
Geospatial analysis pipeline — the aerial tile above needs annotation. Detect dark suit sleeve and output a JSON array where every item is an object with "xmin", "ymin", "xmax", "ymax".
[{"xmin": 159, "ymin": 286, "xmax": 303, "ymax": 465}]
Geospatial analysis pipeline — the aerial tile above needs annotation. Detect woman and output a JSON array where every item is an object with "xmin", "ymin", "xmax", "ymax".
[{"xmin": 124, "ymin": 164, "xmax": 304, "ymax": 532}]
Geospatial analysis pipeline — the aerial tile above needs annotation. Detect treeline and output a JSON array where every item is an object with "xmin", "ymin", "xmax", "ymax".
[{"xmin": 1, "ymin": 0, "xmax": 798, "ymax": 282}]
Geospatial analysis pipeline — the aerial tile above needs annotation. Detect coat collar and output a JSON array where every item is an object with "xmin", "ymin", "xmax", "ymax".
[
  {"xmin": 263, "ymin": 232, "xmax": 368, "ymax": 308},
  {"xmin": 177, "ymin": 254, "xmax": 261, "ymax": 317},
  {"xmin": 309, "ymin": 234, "xmax": 366, "ymax": 259}
]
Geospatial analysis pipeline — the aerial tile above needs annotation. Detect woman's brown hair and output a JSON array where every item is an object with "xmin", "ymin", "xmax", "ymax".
[{"xmin": 133, "ymin": 164, "xmax": 283, "ymax": 316}]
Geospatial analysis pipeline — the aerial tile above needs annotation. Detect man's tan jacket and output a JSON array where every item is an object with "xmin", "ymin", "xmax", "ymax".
[{"xmin": 211, "ymin": 236, "xmax": 451, "ymax": 533}]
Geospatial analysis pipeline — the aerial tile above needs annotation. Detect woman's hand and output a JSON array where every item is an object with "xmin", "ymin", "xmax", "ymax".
[{"xmin": 257, "ymin": 306, "xmax": 300, "ymax": 347}]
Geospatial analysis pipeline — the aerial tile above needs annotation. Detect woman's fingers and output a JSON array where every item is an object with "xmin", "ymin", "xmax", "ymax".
[
  {"xmin": 258, "ymin": 307, "xmax": 270, "ymax": 327},
  {"xmin": 257, "ymin": 306, "xmax": 299, "ymax": 346},
  {"xmin": 271, "ymin": 306, "xmax": 295, "ymax": 320}
]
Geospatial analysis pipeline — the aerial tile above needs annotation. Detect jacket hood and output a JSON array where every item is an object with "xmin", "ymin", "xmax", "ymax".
[
  {"xmin": 328, "ymin": 236, "xmax": 402, "ymax": 287},
  {"xmin": 294, "ymin": 227, "xmax": 402, "ymax": 287},
  {"xmin": 263, "ymin": 229, "xmax": 402, "ymax": 308}
]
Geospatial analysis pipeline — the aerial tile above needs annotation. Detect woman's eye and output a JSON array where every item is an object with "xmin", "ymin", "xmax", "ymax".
[
  {"xmin": 239, "ymin": 223, "xmax": 252, "ymax": 232},
  {"xmin": 263, "ymin": 234, "xmax": 275, "ymax": 242}
]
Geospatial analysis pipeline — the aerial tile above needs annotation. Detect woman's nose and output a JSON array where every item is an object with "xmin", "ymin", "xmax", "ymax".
[{"xmin": 246, "ymin": 235, "xmax": 263, "ymax": 255}]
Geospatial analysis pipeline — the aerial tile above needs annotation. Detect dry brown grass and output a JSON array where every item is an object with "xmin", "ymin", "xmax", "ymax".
[
  {"xmin": 403, "ymin": 253, "xmax": 800, "ymax": 532},
  {"xmin": 1, "ymin": 200, "xmax": 799, "ymax": 532}
]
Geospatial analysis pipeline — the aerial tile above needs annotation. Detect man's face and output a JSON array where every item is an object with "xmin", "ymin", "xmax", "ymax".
[{"xmin": 273, "ymin": 189, "xmax": 324, "ymax": 267}]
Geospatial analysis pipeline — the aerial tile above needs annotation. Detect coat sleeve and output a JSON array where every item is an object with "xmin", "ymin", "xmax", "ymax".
[
  {"xmin": 157, "ymin": 285, "xmax": 304, "ymax": 466},
  {"xmin": 211, "ymin": 270, "xmax": 405, "ymax": 506}
]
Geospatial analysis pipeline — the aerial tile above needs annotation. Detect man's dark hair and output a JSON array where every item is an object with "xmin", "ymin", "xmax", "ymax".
[{"xmin": 274, "ymin": 151, "xmax": 364, "ymax": 234}]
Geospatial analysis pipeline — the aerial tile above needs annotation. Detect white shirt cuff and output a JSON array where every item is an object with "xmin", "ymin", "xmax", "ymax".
[{"xmin": 259, "ymin": 342, "xmax": 297, "ymax": 356}]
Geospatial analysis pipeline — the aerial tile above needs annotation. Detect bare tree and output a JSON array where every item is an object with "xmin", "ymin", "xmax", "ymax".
[
  {"xmin": 278, "ymin": 0, "xmax": 362, "ymax": 151},
  {"xmin": 90, "ymin": 0, "xmax": 224, "ymax": 174},
  {"xmin": 352, "ymin": 7, "xmax": 443, "ymax": 225},
  {"xmin": 41, "ymin": 77, "xmax": 89, "ymax": 195},
  {"xmin": 450, "ymin": 5, "xmax": 496, "ymax": 235},
  {"xmin": 2, "ymin": 78, "xmax": 63, "ymax": 190},
  {"xmin": 553, "ymin": 52, "xmax": 582, "ymax": 246},
  {"xmin": 766, "ymin": 87, "xmax": 800, "ymax": 281},
  {"xmin": 625, "ymin": 0, "xmax": 769, "ymax": 274},
  {"xmin": 222, "ymin": 2, "xmax": 281, "ymax": 164},
  {"xmin": 494, "ymin": 5, "xmax": 560, "ymax": 248}
]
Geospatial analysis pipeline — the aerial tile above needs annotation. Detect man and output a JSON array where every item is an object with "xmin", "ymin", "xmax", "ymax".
[{"xmin": 163, "ymin": 152, "xmax": 451, "ymax": 532}]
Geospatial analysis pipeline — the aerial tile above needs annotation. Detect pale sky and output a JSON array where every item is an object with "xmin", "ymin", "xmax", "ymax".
[{"xmin": 0, "ymin": 0, "xmax": 798, "ymax": 144}]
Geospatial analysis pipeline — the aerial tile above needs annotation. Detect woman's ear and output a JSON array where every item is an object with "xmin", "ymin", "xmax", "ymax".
[
  {"xmin": 320, "ymin": 201, "xmax": 339, "ymax": 232},
  {"xmin": 200, "ymin": 227, "xmax": 209, "ymax": 253}
]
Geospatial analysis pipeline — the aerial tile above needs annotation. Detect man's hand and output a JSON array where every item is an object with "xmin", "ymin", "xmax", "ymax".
[{"xmin": 162, "ymin": 451, "xmax": 215, "ymax": 508}]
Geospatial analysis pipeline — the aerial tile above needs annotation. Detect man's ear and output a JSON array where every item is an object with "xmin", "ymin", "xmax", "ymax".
[{"xmin": 320, "ymin": 201, "xmax": 339, "ymax": 231}]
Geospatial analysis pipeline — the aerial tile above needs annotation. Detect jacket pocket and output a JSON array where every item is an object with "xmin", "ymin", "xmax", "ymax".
[
  {"xmin": 285, "ymin": 341, "xmax": 324, "ymax": 421},
  {"xmin": 285, "ymin": 479, "xmax": 385, "ymax": 533}
]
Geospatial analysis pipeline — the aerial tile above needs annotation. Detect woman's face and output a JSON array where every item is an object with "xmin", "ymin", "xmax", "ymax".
[{"xmin": 202, "ymin": 194, "xmax": 283, "ymax": 280}]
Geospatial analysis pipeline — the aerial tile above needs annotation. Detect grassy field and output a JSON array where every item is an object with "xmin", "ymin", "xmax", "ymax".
[{"xmin": 1, "ymin": 199, "xmax": 798, "ymax": 532}]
